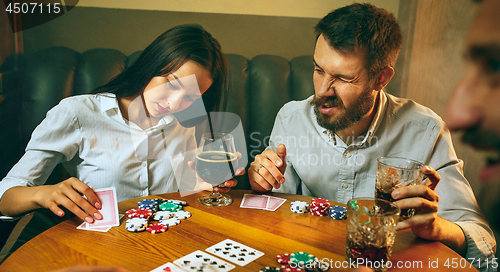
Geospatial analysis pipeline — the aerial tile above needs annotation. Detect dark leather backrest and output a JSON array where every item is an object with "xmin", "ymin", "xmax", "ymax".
[{"xmin": 1, "ymin": 47, "xmax": 314, "ymax": 189}]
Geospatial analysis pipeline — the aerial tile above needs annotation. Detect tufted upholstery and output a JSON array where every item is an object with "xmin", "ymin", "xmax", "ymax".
[{"xmin": 0, "ymin": 47, "xmax": 315, "ymax": 190}]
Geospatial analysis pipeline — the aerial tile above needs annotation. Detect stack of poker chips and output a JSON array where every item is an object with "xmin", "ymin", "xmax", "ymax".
[
  {"xmin": 328, "ymin": 205, "xmax": 347, "ymax": 220},
  {"xmin": 290, "ymin": 201, "xmax": 310, "ymax": 213},
  {"xmin": 125, "ymin": 198, "xmax": 189, "ymax": 233},
  {"xmin": 275, "ymin": 252, "xmax": 328, "ymax": 272},
  {"xmin": 310, "ymin": 198, "xmax": 330, "ymax": 216},
  {"xmin": 125, "ymin": 218, "xmax": 148, "ymax": 232}
]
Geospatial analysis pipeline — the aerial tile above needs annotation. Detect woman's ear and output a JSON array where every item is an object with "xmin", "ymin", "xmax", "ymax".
[{"xmin": 374, "ymin": 67, "xmax": 395, "ymax": 91}]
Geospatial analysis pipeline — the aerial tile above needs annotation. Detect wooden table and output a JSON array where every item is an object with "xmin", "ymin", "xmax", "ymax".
[{"xmin": 0, "ymin": 190, "xmax": 476, "ymax": 271}]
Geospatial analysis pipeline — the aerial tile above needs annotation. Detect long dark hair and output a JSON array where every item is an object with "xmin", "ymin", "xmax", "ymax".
[{"xmin": 94, "ymin": 24, "xmax": 229, "ymax": 125}]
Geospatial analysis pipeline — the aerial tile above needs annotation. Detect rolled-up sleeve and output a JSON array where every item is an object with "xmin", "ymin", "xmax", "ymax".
[
  {"xmin": 0, "ymin": 98, "xmax": 81, "ymax": 201},
  {"xmin": 428, "ymin": 123, "xmax": 496, "ymax": 271}
]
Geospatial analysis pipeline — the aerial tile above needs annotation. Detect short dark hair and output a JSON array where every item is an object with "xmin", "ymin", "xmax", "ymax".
[
  {"xmin": 315, "ymin": 3, "xmax": 402, "ymax": 79},
  {"xmin": 94, "ymin": 24, "xmax": 228, "ymax": 115}
]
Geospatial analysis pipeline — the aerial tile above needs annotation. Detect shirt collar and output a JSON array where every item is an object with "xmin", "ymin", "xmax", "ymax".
[
  {"xmin": 359, "ymin": 89, "xmax": 388, "ymax": 145},
  {"xmin": 98, "ymin": 93, "xmax": 176, "ymax": 129}
]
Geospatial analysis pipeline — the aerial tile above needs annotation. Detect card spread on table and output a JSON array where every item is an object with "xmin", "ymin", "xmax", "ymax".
[
  {"xmin": 240, "ymin": 194, "xmax": 286, "ymax": 211},
  {"xmin": 205, "ymin": 239, "xmax": 264, "ymax": 266},
  {"xmin": 173, "ymin": 250, "xmax": 235, "ymax": 272},
  {"xmin": 85, "ymin": 187, "xmax": 120, "ymax": 228},
  {"xmin": 149, "ymin": 262, "xmax": 188, "ymax": 272}
]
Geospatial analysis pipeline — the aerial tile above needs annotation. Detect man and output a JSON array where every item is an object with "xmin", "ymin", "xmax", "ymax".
[
  {"xmin": 248, "ymin": 3, "xmax": 495, "ymax": 270},
  {"xmin": 445, "ymin": 0, "xmax": 500, "ymax": 234}
]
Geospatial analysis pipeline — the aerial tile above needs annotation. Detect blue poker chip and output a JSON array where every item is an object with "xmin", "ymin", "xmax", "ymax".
[{"xmin": 329, "ymin": 205, "xmax": 347, "ymax": 220}]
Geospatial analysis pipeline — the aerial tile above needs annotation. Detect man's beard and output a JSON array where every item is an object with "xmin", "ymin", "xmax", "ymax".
[{"xmin": 310, "ymin": 88, "xmax": 375, "ymax": 133}]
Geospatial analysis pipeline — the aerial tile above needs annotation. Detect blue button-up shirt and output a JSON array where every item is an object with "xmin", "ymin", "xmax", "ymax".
[{"xmin": 272, "ymin": 91, "xmax": 496, "ymax": 271}]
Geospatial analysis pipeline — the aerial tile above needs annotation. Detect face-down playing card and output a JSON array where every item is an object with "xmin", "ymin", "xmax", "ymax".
[
  {"xmin": 205, "ymin": 239, "xmax": 264, "ymax": 266},
  {"xmin": 173, "ymin": 250, "xmax": 235, "ymax": 272}
]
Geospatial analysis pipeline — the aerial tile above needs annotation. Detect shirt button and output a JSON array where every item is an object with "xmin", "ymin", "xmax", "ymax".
[
  {"xmin": 343, "ymin": 183, "xmax": 348, "ymax": 189},
  {"xmin": 142, "ymin": 162, "xmax": 147, "ymax": 167},
  {"xmin": 346, "ymin": 152, "xmax": 352, "ymax": 158}
]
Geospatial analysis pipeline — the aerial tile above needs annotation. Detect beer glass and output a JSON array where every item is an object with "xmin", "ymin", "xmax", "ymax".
[{"xmin": 196, "ymin": 133, "xmax": 237, "ymax": 206}]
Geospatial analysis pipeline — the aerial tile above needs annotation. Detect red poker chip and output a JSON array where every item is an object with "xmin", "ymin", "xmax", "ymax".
[
  {"xmin": 146, "ymin": 223, "xmax": 168, "ymax": 234},
  {"xmin": 277, "ymin": 253, "xmax": 290, "ymax": 264},
  {"xmin": 311, "ymin": 198, "xmax": 329, "ymax": 204},
  {"xmin": 281, "ymin": 265, "xmax": 306, "ymax": 272},
  {"xmin": 126, "ymin": 208, "xmax": 153, "ymax": 219}
]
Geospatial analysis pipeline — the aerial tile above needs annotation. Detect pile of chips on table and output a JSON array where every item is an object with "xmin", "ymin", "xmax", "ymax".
[
  {"xmin": 258, "ymin": 251, "xmax": 328, "ymax": 272},
  {"xmin": 125, "ymin": 198, "xmax": 191, "ymax": 233},
  {"xmin": 290, "ymin": 198, "xmax": 346, "ymax": 220}
]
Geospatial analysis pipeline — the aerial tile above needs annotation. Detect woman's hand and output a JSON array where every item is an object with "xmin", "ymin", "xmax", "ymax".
[
  {"xmin": 35, "ymin": 177, "xmax": 103, "ymax": 223},
  {"xmin": 188, "ymin": 152, "xmax": 245, "ymax": 193}
]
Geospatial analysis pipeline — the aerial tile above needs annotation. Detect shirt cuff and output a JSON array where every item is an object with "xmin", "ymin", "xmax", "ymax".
[{"xmin": 455, "ymin": 221, "xmax": 497, "ymax": 272}]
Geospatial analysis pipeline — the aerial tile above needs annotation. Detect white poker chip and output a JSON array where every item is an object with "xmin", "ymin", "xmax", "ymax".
[
  {"xmin": 125, "ymin": 218, "xmax": 148, "ymax": 232},
  {"xmin": 167, "ymin": 199, "xmax": 187, "ymax": 206},
  {"xmin": 173, "ymin": 211, "xmax": 191, "ymax": 220},
  {"xmin": 159, "ymin": 217, "xmax": 181, "ymax": 226},
  {"xmin": 154, "ymin": 211, "xmax": 174, "ymax": 221},
  {"xmin": 126, "ymin": 218, "xmax": 148, "ymax": 225}
]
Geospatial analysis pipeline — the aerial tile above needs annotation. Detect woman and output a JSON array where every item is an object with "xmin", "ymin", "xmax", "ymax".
[{"xmin": 0, "ymin": 24, "xmax": 240, "ymax": 229}]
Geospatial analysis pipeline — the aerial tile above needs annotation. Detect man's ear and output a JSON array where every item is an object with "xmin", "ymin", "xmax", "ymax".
[{"xmin": 374, "ymin": 67, "xmax": 395, "ymax": 91}]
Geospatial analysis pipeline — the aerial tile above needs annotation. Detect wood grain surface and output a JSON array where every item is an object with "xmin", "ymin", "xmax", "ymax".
[{"xmin": 0, "ymin": 190, "xmax": 477, "ymax": 271}]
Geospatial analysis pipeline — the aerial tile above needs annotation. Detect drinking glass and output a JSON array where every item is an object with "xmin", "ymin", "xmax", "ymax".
[
  {"xmin": 196, "ymin": 133, "xmax": 237, "ymax": 206},
  {"xmin": 346, "ymin": 197, "xmax": 400, "ymax": 272},
  {"xmin": 375, "ymin": 157, "xmax": 424, "ymax": 220}
]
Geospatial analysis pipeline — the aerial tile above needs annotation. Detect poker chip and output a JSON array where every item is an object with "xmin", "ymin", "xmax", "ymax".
[
  {"xmin": 138, "ymin": 199, "xmax": 157, "ymax": 208},
  {"xmin": 280, "ymin": 265, "xmax": 306, "ymax": 272},
  {"xmin": 329, "ymin": 206, "xmax": 347, "ymax": 220},
  {"xmin": 167, "ymin": 199, "xmax": 187, "ymax": 206},
  {"xmin": 146, "ymin": 223, "xmax": 168, "ymax": 234},
  {"xmin": 173, "ymin": 211, "xmax": 191, "ymax": 220},
  {"xmin": 310, "ymin": 198, "xmax": 330, "ymax": 217},
  {"xmin": 155, "ymin": 198, "xmax": 169, "ymax": 205},
  {"xmin": 259, "ymin": 267, "xmax": 282, "ymax": 272},
  {"xmin": 154, "ymin": 211, "xmax": 174, "ymax": 221},
  {"xmin": 290, "ymin": 252, "xmax": 316, "ymax": 266},
  {"xmin": 125, "ymin": 208, "xmax": 153, "ymax": 219},
  {"xmin": 290, "ymin": 201, "xmax": 309, "ymax": 213},
  {"xmin": 125, "ymin": 218, "xmax": 147, "ymax": 232},
  {"xmin": 159, "ymin": 202, "xmax": 182, "ymax": 212},
  {"xmin": 276, "ymin": 253, "xmax": 290, "ymax": 264},
  {"xmin": 159, "ymin": 217, "xmax": 181, "ymax": 226}
]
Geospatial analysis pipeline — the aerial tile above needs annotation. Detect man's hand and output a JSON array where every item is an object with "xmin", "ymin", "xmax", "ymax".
[
  {"xmin": 392, "ymin": 165, "xmax": 467, "ymax": 255},
  {"xmin": 35, "ymin": 177, "xmax": 102, "ymax": 223},
  {"xmin": 188, "ymin": 152, "xmax": 246, "ymax": 193},
  {"xmin": 248, "ymin": 144, "xmax": 287, "ymax": 192}
]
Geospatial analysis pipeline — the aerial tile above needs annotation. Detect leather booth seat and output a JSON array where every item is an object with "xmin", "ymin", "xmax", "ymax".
[{"xmin": 0, "ymin": 47, "xmax": 315, "ymax": 190}]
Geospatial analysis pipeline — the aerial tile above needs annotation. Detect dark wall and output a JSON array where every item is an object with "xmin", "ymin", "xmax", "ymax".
[{"xmin": 20, "ymin": 6, "xmax": 320, "ymax": 60}]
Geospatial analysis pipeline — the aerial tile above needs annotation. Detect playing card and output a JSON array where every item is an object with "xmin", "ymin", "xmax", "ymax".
[
  {"xmin": 240, "ymin": 194, "xmax": 268, "ymax": 209},
  {"xmin": 174, "ymin": 250, "xmax": 235, "ymax": 272},
  {"xmin": 78, "ymin": 214, "xmax": 124, "ymax": 232},
  {"xmin": 86, "ymin": 187, "xmax": 120, "ymax": 228},
  {"xmin": 150, "ymin": 262, "xmax": 188, "ymax": 272},
  {"xmin": 265, "ymin": 196, "xmax": 287, "ymax": 211},
  {"xmin": 206, "ymin": 239, "xmax": 264, "ymax": 266}
]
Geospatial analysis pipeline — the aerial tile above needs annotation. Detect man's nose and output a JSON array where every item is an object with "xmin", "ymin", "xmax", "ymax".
[
  {"xmin": 445, "ymin": 75, "xmax": 482, "ymax": 130},
  {"xmin": 317, "ymin": 76, "xmax": 336, "ymax": 96}
]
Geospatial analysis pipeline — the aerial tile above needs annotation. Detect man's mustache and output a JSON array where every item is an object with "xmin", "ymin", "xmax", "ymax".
[{"xmin": 310, "ymin": 96, "xmax": 344, "ymax": 108}]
